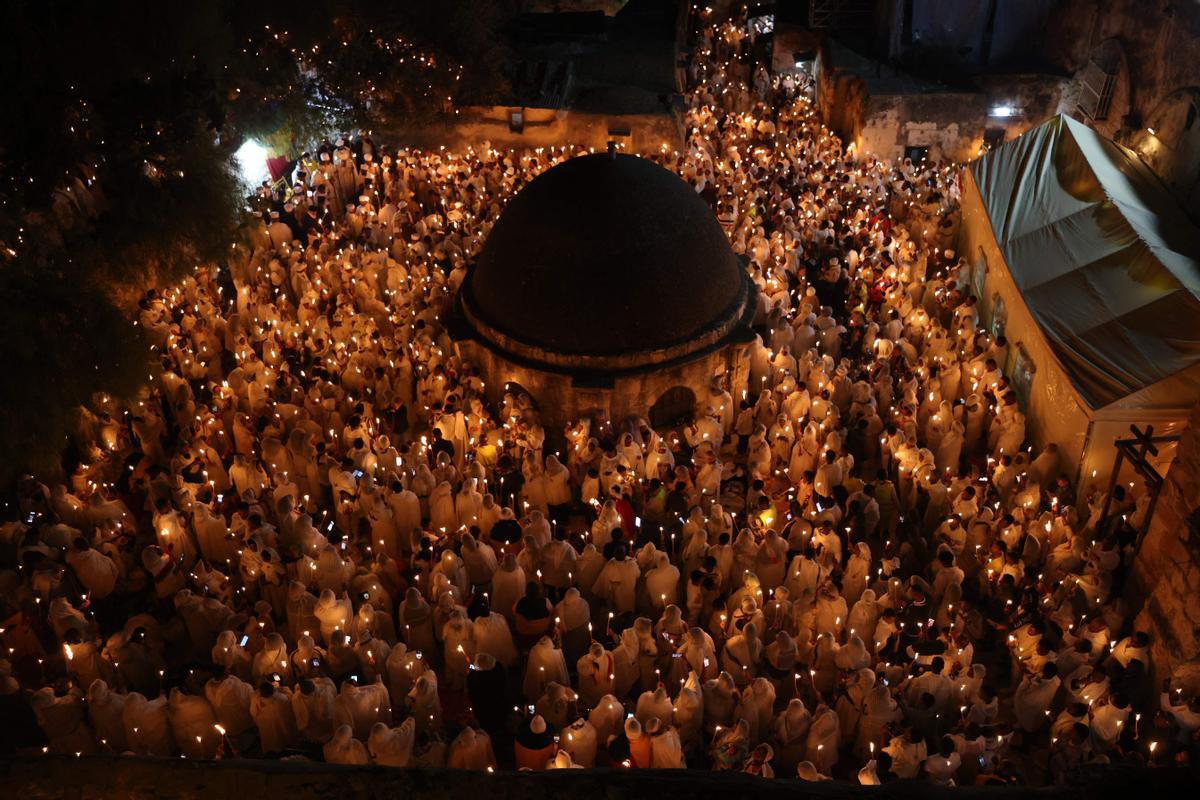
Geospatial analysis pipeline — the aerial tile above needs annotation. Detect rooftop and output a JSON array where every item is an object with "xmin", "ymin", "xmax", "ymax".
[
  {"xmin": 498, "ymin": 0, "xmax": 683, "ymax": 113},
  {"xmin": 457, "ymin": 152, "xmax": 752, "ymax": 371}
]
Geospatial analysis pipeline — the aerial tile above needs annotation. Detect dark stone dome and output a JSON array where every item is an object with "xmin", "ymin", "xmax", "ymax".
[{"xmin": 459, "ymin": 153, "xmax": 749, "ymax": 368}]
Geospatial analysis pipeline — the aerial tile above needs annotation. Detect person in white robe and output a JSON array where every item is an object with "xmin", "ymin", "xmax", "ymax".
[
  {"xmin": 447, "ymin": 725, "xmax": 496, "ymax": 770},
  {"xmin": 587, "ymin": 694, "xmax": 626, "ymax": 746},
  {"xmin": 490, "ymin": 554, "xmax": 525, "ymax": 621},
  {"xmin": 524, "ymin": 636, "xmax": 569, "ymax": 702},
  {"xmin": 369, "ymin": 718, "xmax": 417, "ymax": 766},
  {"xmin": 122, "ymin": 691, "xmax": 175, "ymax": 756},
  {"xmin": 923, "ymin": 736, "xmax": 962, "ymax": 785},
  {"xmin": 67, "ymin": 538, "xmax": 120, "ymax": 599},
  {"xmin": 169, "ymin": 686, "xmax": 220, "ymax": 759},
  {"xmin": 292, "ymin": 677, "xmax": 337, "ymax": 743},
  {"xmin": 1089, "ymin": 694, "xmax": 1130, "ymax": 751},
  {"xmin": 1014, "ymin": 663, "xmax": 1061, "ymax": 732},
  {"xmin": 324, "ymin": 723, "xmax": 369, "ymax": 764},
  {"xmin": 577, "ymin": 642, "xmax": 617, "ymax": 708},
  {"xmin": 86, "ymin": 679, "xmax": 128, "ymax": 751},
  {"xmin": 398, "ymin": 588, "xmax": 435, "ymax": 655},
  {"xmin": 702, "ymin": 671, "xmax": 740, "ymax": 734},
  {"xmin": 592, "ymin": 550, "xmax": 640, "ymax": 614},
  {"xmin": 559, "ymin": 717, "xmax": 599, "ymax": 767},
  {"xmin": 805, "ymin": 703, "xmax": 840, "ymax": 774},
  {"xmin": 32, "ymin": 686, "xmax": 96, "ymax": 755},
  {"xmin": 644, "ymin": 715, "xmax": 686, "ymax": 768},
  {"xmin": 314, "ymin": 589, "xmax": 353, "ymax": 645},
  {"xmin": 250, "ymin": 682, "xmax": 298, "ymax": 754},
  {"xmin": 333, "ymin": 678, "xmax": 391, "ymax": 740}
]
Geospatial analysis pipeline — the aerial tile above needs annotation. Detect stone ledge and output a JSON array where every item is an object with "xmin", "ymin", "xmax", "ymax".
[
  {"xmin": 455, "ymin": 270, "xmax": 757, "ymax": 374},
  {"xmin": 1, "ymin": 756, "xmax": 1198, "ymax": 800}
]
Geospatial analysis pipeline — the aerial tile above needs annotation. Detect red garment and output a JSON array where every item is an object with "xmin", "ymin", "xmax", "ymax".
[
  {"xmin": 615, "ymin": 497, "xmax": 636, "ymax": 538},
  {"xmin": 590, "ymin": 655, "xmax": 613, "ymax": 684},
  {"xmin": 868, "ymin": 279, "xmax": 887, "ymax": 304},
  {"xmin": 267, "ymin": 155, "xmax": 290, "ymax": 182},
  {"xmin": 514, "ymin": 741, "xmax": 556, "ymax": 771},
  {"xmin": 628, "ymin": 735, "xmax": 652, "ymax": 768}
]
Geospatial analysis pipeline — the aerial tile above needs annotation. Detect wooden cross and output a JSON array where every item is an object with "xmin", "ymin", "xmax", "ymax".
[{"xmin": 1127, "ymin": 424, "xmax": 1159, "ymax": 461}]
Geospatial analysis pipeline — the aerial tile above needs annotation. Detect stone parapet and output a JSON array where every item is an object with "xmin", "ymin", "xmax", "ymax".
[{"xmin": 2, "ymin": 755, "xmax": 1197, "ymax": 800}]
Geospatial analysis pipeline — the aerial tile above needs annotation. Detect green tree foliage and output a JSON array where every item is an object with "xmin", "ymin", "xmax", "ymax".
[{"xmin": 0, "ymin": 0, "xmax": 513, "ymax": 483}]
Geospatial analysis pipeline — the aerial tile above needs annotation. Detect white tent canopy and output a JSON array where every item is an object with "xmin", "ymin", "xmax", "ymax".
[
  {"xmin": 970, "ymin": 114, "xmax": 1200, "ymax": 410},
  {"xmin": 960, "ymin": 114, "xmax": 1200, "ymax": 491}
]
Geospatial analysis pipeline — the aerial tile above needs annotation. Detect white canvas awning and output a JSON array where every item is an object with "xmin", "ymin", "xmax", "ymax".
[{"xmin": 970, "ymin": 114, "xmax": 1200, "ymax": 409}]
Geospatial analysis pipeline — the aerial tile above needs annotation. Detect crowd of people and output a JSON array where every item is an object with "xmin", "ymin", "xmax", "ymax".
[{"xmin": 2, "ymin": 6, "xmax": 1196, "ymax": 786}]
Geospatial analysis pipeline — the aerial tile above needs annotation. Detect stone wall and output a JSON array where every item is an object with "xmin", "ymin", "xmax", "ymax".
[
  {"xmin": 976, "ymin": 74, "xmax": 1068, "ymax": 137},
  {"xmin": 858, "ymin": 92, "xmax": 988, "ymax": 163},
  {"xmin": 814, "ymin": 59, "xmax": 869, "ymax": 152},
  {"xmin": 1133, "ymin": 401, "xmax": 1200, "ymax": 683},
  {"xmin": 878, "ymin": 0, "xmax": 1061, "ymax": 74},
  {"xmin": 378, "ymin": 105, "xmax": 685, "ymax": 155},
  {"xmin": 815, "ymin": 46, "xmax": 1065, "ymax": 164},
  {"xmin": 1043, "ymin": 0, "xmax": 1200, "ymax": 219},
  {"xmin": 457, "ymin": 337, "xmax": 752, "ymax": 434},
  {"xmin": 816, "ymin": 0, "xmax": 1200, "ymax": 213}
]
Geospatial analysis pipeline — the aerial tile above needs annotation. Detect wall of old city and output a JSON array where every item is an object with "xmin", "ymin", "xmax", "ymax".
[
  {"xmin": 815, "ymin": 48, "xmax": 1063, "ymax": 164},
  {"xmin": 1133, "ymin": 401, "xmax": 1200, "ymax": 687},
  {"xmin": 813, "ymin": 57, "xmax": 869, "ymax": 153},
  {"xmin": 857, "ymin": 92, "xmax": 988, "ymax": 163},
  {"xmin": 1043, "ymin": 0, "xmax": 1200, "ymax": 218},
  {"xmin": 1083, "ymin": 0, "xmax": 1200, "ymax": 687}
]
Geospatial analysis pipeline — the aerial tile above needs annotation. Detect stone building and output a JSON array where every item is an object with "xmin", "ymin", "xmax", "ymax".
[
  {"xmin": 813, "ymin": 39, "xmax": 1064, "ymax": 163},
  {"xmin": 1133, "ymin": 400, "xmax": 1200, "ymax": 688},
  {"xmin": 374, "ymin": 1, "xmax": 688, "ymax": 154},
  {"xmin": 801, "ymin": 0, "xmax": 1200, "ymax": 218},
  {"xmin": 1042, "ymin": 0, "xmax": 1200, "ymax": 220},
  {"xmin": 450, "ymin": 150, "xmax": 757, "ymax": 431},
  {"xmin": 457, "ymin": 0, "xmax": 688, "ymax": 152}
]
